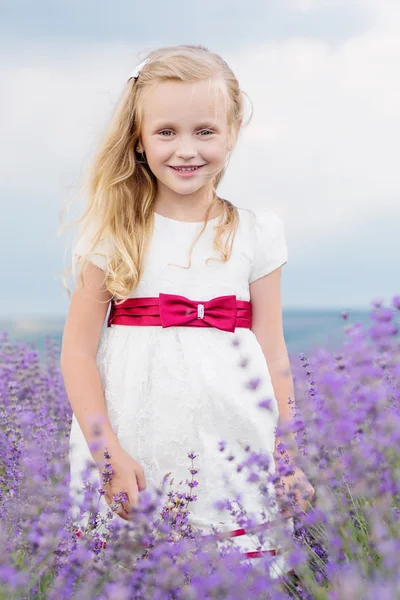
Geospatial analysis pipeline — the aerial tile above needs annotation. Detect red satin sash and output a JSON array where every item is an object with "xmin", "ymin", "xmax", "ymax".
[
  {"xmin": 75, "ymin": 527, "xmax": 283, "ymax": 561},
  {"xmin": 107, "ymin": 293, "xmax": 252, "ymax": 332}
]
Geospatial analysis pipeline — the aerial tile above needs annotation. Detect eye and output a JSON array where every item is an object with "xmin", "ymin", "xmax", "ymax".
[{"xmin": 158, "ymin": 129, "xmax": 214, "ymax": 137}]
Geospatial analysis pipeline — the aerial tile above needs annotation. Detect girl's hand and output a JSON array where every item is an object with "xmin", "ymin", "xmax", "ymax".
[
  {"xmin": 99, "ymin": 445, "xmax": 147, "ymax": 520},
  {"xmin": 275, "ymin": 463, "xmax": 315, "ymax": 517}
]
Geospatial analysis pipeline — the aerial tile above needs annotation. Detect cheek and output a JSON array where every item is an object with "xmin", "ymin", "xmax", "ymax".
[
  {"xmin": 147, "ymin": 143, "xmax": 170, "ymax": 164},
  {"xmin": 203, "ymin": 141, "xmax": 227, "ymax": 162}
]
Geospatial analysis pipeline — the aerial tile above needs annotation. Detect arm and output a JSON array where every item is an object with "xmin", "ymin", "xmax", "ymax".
[
  {"xmin": 249, "ymin": 266, "xmax": 298, "ymax": 457},
  {"xmin": 60, "ymin": 262, "xmax": 120, "ymax": 466}
]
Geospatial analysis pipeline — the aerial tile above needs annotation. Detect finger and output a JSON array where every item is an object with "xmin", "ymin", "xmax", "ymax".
[
  {"xmin": 114, "ymin": 502, "xmax": 131, "ymax": 521},
  {"xmin": 279, "ymin": 506, "xmax": 293, "ymax": 519},
  {"xmin": 126, "ymin": 485, "xmax": 140, "ymax": 511},
  {"xmin": 136, "ymin": 469, "xmax": 147, "ymax": 492},
  {"xmin": 302, "ymin": 484, "xmax": 315, "ymax": 499},
  {"xmin": 104, "ymin": 489, "xmax": 131, "ymax": 519},
  {"xmin": 103, "ymin": 489, "xmax": 112, "ymax": 507},
  {"xmin": 113, "ymin": 486, "xmax": 138, "ymax": 515},
  {"xmin": 276, "ymin": 496, "xmax": 292, "ymax": 517},
  {"xmin": 298, "ymin": 495, "xmax": 313, "ymax": 514},
  {"xmin": 117, "ymin": 509, "xmax": 131, "ymax": 521}
]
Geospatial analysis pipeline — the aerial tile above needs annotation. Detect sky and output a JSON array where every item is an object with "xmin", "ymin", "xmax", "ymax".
[{"xmin": 1, "ymin": 0, "xmax": 399, "ymax": 317}]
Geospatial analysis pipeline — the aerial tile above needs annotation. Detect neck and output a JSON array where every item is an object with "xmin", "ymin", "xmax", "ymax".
[{"xmin": 153, "ymin": 188, "xmax": 219, "ymax": 222}]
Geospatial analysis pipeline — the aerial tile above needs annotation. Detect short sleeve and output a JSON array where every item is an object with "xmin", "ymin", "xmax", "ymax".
[
  {"xmin": 72, "ymin": 218, "xmax": 112, "ymax": 271},
  {"xmin": 249, "ymin": 208, "xmax": 288, "ymax": 283}
]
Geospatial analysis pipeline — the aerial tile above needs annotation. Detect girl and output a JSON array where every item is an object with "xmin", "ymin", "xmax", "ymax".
[{"xmin": 61, "ymin": 44, "xmax": 314, "ymax": 577}]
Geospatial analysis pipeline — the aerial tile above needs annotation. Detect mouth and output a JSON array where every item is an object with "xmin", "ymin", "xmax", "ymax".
[
  {"xmin": 168, "ymin": 164, "xmax": 206, "ymax": 178},
  {"xmin": 168, "ymin": 165, "xmax": 205, "ymax": 174}
]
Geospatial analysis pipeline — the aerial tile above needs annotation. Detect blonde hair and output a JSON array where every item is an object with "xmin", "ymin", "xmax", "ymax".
[{"xmin": 61, "ymin": 44, "xmax": 253, "ymax": 302}]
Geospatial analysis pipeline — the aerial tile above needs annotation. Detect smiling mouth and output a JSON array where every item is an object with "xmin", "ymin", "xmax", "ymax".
[{"xmin": 168, "ymin": 165, "xmax": 205, "ymax": 172}]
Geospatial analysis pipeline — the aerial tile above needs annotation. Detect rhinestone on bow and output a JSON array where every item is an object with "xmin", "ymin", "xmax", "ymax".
[{"xmin": 197, "ymin": 304, "xmax": 205, "ymax": 319}]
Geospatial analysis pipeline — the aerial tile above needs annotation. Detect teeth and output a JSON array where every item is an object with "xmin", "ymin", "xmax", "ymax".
[{"xmin": 173, "ymin": 167, "xmax": 199, "ymax": 172}]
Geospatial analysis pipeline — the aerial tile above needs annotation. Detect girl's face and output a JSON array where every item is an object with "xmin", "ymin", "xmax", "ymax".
[{"xmin": 139, "ymin": 79, "xmax": 230, "ymax": 198}]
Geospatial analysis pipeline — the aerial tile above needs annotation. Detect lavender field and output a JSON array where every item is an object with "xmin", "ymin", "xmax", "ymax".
[{"xmin": 0, "ymin": 296, "xmax": 399, "ymax": 599}]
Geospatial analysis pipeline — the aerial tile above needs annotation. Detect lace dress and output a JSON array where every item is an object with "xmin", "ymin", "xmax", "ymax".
[{"xmin": 68, "ymin": 205, "xmax": 293, "ymax": 569}]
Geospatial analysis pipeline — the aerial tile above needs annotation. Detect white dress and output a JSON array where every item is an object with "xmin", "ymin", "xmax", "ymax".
[{"xmin": 69, "ymin": 205, "xmax": 292, "ymax": 566}]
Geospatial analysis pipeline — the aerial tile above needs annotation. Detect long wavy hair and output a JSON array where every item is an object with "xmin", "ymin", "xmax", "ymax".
[{"xmin": 61, "ymin": 44, "xmax": 253, "ymax": 303}]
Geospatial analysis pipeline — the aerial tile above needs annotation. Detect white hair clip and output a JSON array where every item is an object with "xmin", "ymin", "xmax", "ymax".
[{"xmin": 127, "ymin": 58, "xmax": 150, "ymax": 82}]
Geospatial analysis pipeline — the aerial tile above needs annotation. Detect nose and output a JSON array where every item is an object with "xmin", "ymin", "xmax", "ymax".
[{"xmin": 175, "ymin": 136, "xmax": 198, "ymax": 160}]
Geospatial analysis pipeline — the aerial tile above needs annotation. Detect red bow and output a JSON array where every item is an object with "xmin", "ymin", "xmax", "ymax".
[{"xmin": 159, "ymin": 293, "xmax": 237, "ymax": 332}]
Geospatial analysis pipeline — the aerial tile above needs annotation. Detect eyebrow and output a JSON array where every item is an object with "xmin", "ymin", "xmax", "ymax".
[{"xmin": 152, "ymin": 121, "xmax": 218, "ymax": 129}]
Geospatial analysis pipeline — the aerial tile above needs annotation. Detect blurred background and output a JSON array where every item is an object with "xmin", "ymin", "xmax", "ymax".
[{"xmin": 0, "ymin": 0, "xmax": 399, "ymax": 359}]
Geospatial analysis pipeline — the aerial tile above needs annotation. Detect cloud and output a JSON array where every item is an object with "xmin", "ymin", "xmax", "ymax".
[
  {"xmin": 2, "ymin": 7, "xmax": 399, "ymax": 215},
  {"xmin": 1, "ymin": 0, "xmax": 399, "ymax": 313},
  {"xmin": 229, "ymin": 27, "xmax": 400, "ymax": 238},
  {"xmin": 0, "ymin": 0, "xmax": 369, "ymax": 45}
]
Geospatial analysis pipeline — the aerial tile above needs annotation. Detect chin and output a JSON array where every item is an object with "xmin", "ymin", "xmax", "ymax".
[{"xmin": 171, "ymin": 184, "xmax": 205, "ymax": 195}]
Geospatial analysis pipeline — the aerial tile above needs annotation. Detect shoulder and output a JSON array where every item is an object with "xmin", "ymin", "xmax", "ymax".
[
  {"xmin": 237, "ymin": 206, "xmax": 285, "ymax": 234},
  {"xmin": 73, "ymin": 215, "xmax": 113, "ymax": 271},
  {"xmin": 245, "ymin": 206, "xmax": 288, "ymax": 282}
]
